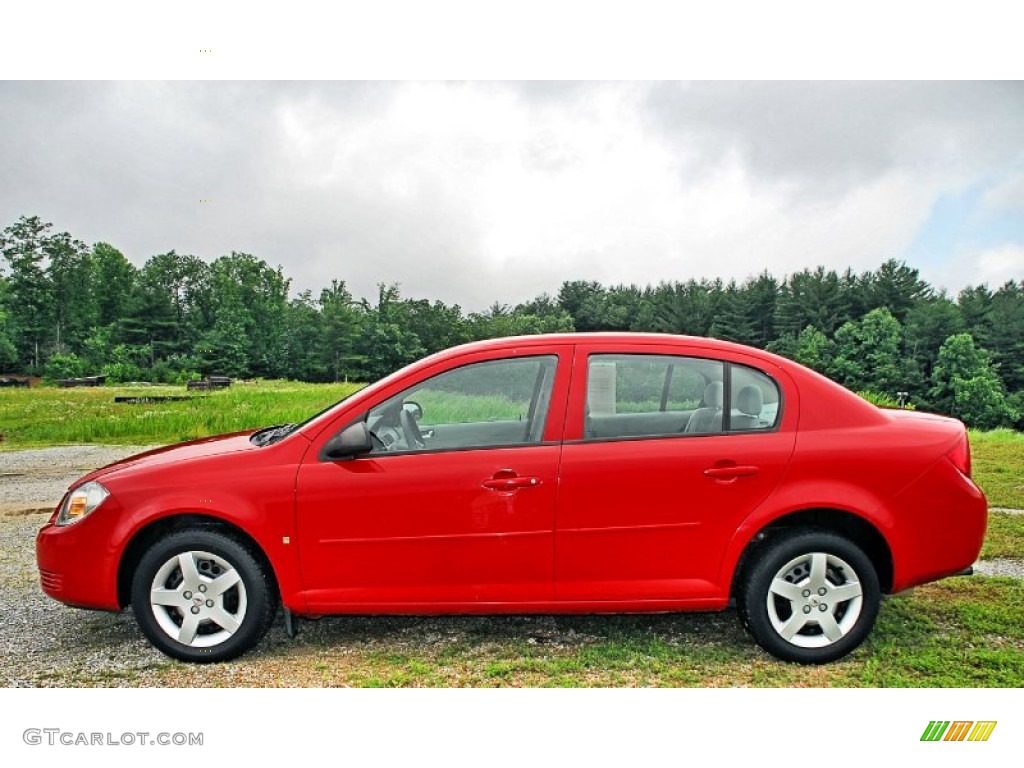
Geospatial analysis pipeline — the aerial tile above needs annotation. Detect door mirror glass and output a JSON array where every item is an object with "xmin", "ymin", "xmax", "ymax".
[{"xmin": 322, "ymin": 421, "xmax": 373, "ymax": 460}]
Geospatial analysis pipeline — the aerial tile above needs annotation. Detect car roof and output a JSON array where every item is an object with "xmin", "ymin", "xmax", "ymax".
[{"xmin": 430, "ymin": 332, "xmax": 792, "ymax": 366}]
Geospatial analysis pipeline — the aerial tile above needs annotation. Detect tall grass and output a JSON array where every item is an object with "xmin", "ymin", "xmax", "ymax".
[
  {"xmin": 415, "ymin": 390, "xmax": 526, "ymax": 425},
  {"xmin": 969, "ymin": 429, "xmax": 1024, "ymax": 508},
  {"xmin": 0, "ymin": 381, "xmax": 363, "ymax": 447}
]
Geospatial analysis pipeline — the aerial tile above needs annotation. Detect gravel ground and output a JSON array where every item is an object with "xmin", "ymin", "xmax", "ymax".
[
  {"xmin": 974, "ymin": 558, "xmax": 1024, "ymax": 577},
  {"xmin": 0, "ymin": 446, "xmax": 163, "ymax": 685},
  {"xmin": 1, "ymin": 446, "xmax": 1021, "ymax": 686},
  {"xmin": 0, "ymin": 445, "xmax": 158, "ymax": 513}
]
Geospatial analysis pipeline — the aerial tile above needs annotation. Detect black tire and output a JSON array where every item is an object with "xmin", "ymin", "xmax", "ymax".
[
  {"xmin": 738, "ymin": 529, "xmax": 880, "ymax": 664},
  {"xmin": 131, "ymin": 529, "xmax": 277, "ymax": 663}
]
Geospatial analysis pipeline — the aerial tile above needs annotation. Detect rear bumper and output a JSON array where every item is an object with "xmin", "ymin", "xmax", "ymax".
[{"xmin": 888, "ymin": 456, "xmax": 987, "ymax": 592}]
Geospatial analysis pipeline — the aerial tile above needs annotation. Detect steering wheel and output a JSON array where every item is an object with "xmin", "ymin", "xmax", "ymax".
[
  {"xmin": 399, "ymin": 408, "xmax": 426, "ymax": 449},
  {"xmin": 368, "ymin": 430, "xmax": 388, "ymax": 452}
]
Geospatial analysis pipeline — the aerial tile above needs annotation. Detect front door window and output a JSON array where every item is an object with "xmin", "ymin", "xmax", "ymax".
[{"xmin": 365, "ymin": 355, "xmax": 558, "ymax": 453}]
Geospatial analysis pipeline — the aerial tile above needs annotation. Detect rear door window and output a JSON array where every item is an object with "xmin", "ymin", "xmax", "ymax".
[
  {"xmin": 584, "ymin": 354, "xmax": 725, "ymax": 439},
  {"xmin": 583, "ymin": 354, "xmax": 780, "ymax": 439}
]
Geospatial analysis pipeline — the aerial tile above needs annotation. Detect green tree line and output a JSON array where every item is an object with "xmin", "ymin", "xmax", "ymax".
[{"xmin": 1, "ymin": 215, "xmax": 1021, "ymax": 429}]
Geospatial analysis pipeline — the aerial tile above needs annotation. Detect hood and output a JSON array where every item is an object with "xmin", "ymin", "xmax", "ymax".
[{"xmin": 75, "ymin": 431, "xmax": 260, "ymax": 486}]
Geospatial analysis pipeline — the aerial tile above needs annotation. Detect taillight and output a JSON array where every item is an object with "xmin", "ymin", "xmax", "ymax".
[{"xmin": 948, "ymin": 434, "xmax": 972, "ymax": 478}]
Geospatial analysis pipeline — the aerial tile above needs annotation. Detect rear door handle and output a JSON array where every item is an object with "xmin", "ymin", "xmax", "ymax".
[{"xmin": 704, "ymin": 465, "xmax": 760, "ymax": 479}]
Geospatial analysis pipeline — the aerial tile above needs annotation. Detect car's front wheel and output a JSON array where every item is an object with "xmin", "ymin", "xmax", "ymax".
[
  {"xmin": 131, "ymin": 529, "xmax": 277, "ymax": 663},
  {"xmin": 738, "ymin": 530, "xmax": 880, "ymax": 664}
]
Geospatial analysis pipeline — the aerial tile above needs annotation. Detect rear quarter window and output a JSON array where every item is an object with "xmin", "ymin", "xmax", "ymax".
[{"xmin": 730, "ymin": 364, "xmax": 781, "ymax": 430}]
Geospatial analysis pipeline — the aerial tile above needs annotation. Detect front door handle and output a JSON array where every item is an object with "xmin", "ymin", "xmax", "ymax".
[
  {"xmin": 704, "ymin": 464, "xmax": 760, "ymax": 480},
  {"xmin": 482, "ymin": 470, "xmax": 542, "ymax": 491}
]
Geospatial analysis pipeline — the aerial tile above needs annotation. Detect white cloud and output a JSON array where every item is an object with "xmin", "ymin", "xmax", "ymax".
[
  {"xmin": 980, "ymin": 173, "xmax": 1024, "ymax": 216},
  {"xmin": 1, "ymin": 81, "xmax": 1023, "ymax": 310},
  {"xmin": 977, "ymin": 244, "xmax": 1024, "ymax": 285},
  {"xmin": 258, "ymin": 83, "xmax": 958, "ymax": 303},
  {"xmin": 925, "ymin": 243, "xmax": 1024, "ymax": 293}
]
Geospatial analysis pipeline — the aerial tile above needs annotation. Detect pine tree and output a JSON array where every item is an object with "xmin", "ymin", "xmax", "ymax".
[
  {"xmin": 986, "ymin": 281, "xmax": 1024, "ymax": 394},
  {"xmin": 860, "ymin": 259, "xmax": 930, "ymax": 321}
]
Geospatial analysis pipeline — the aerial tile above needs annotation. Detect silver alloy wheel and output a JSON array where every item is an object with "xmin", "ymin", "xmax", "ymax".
[
  {"xmin": 149, "ymin": 550, "xmax": 248, "ymax": 648},
  {"xmin": 765, "ymin": 551, "xmax": 864, "ymax": 649}
]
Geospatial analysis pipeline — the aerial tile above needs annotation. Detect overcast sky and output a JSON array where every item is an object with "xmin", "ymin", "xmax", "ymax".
[{"xmin": 2, "ymin": 81, "xmax": 1022, "ymax": 311}]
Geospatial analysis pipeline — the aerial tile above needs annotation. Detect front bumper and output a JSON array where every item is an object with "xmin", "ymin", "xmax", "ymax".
[{"xmin": 35, "ymin": 497, "xmax": 126, "ymax": 611}]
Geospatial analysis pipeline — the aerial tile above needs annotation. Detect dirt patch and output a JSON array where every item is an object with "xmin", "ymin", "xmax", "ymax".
[
  {"xmin": 0, "ymin": 445, "xmax": 157, "ymax": 507},
  {"xmin": 1, "ymin": 505, "xmax": 53, "ymax": 517}
]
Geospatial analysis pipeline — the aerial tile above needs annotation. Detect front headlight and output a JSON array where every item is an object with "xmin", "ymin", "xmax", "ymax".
[{"xmin": 56, "ymin": 481, "xmax": 110, "ymax": 526}]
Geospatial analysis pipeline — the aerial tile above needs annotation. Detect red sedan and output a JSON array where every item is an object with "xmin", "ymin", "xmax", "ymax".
[{"xmin": 36, "ymin": 333, "xmax": 987, "ymax": 664}]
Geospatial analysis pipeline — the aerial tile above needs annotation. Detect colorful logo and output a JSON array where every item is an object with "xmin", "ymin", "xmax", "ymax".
[{"xmin": 921, "ymin": 721, "xmax": 997, "ymax": 742}]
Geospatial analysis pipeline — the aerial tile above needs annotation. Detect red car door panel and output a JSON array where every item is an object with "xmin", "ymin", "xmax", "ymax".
[
  {"xmin": 555, "ymin": 342, "xmax": 798, "ymax": 601},
  {"xmin": 295, "ymin": 345, "xmax": 572, "ymax": 609},
  {"xmin": 296, "ymin": 446, "xmax": 560, "ymax": 607},
  {"xmin": 556, "ymin": 432, "xmax": 796, "ymax": 600}
]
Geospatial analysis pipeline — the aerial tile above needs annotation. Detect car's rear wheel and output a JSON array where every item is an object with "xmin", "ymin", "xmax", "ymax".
[
  {"xmin": 131, "ymin": 529, "xmax": 277, "ymax": 663},
  {"xmin": 738, "ymin": 530, "xmax": 880, "ymax": 664}
]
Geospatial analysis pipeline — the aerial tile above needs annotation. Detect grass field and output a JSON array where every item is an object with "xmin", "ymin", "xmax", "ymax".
[
  {"xmin": 969, "ymin": 429, "xmax": 1024, "ymax": 509},
  {"xmin": 266, "ymin": 577, "xmax": 1024, "ymax": 687},
  {"xmin": 0, "ymin": 381, "xmax": 364, "ymax": 447},
  {"xmin": 415, "ymin": 390, "xmax": 527, "ymax": 425}
]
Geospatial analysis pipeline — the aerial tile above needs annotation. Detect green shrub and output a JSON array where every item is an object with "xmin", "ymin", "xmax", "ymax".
[
  {"xmin": 100, "ymin": 361, "xmax": 144, "ymax": 383},
  {"xmin": 44, "ymin": 352, "xmax": 88, "ymax": 380},
  {"xmin": 858, "ymin": 390, "xmax": 916, "ymax": 410},
  {"xmin": 174, "ymin": 369, "xmax": 202, "ymax": 385}
]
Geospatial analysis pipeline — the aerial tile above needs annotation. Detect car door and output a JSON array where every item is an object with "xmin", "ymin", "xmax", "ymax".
[
  {"xmin": 295, "ymin": 346, "xmax": 572, "ymax": 610},
  {"xmin": 555, "ymin": 341, "xmax": 798, "ymax": 602}
]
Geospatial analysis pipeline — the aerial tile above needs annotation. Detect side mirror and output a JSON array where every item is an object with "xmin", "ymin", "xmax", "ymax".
[
  {"xmin": 321, "ymin": 422, "xmax": 373, "ymax": 461},
  {"xmin": 402, "ymin": 400, "xmax": 423, "ymax": 421}
]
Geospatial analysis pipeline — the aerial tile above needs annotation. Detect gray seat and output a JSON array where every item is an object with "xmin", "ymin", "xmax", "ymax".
[
  {"xmin": 684, "ymin": 381, "xmax": 723, "ymax": 434},
  {"xmin": 732, "ymin": 385, "xmax": 764, "ymax": 430}
]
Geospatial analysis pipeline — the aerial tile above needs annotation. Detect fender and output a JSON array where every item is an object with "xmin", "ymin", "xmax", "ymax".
[
  {"xmin": 111, "ymin": 466, "xmax": 307, "ymax": 611},
  {"xmin": 716, "ymin": 477, "xmax": 897, "ymax": 593}
]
